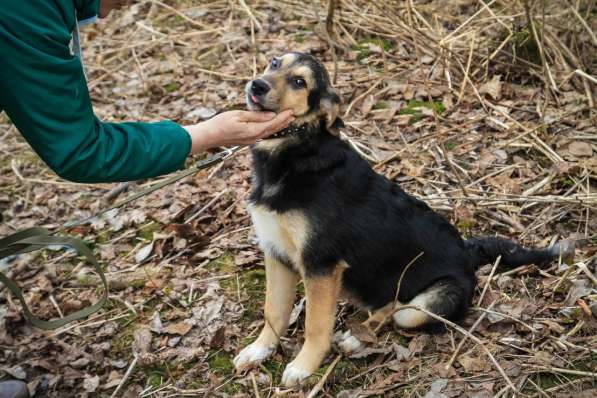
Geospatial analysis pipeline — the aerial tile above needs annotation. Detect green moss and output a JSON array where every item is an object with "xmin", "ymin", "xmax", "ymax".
[
  {"xmin": 295, "ymin": 33, "xmax": 306, "ymax": 43},
  {"xmin": 297, "ymin": 281, "xmax": 305, "ymax": 295},
  {"xmin": 207, "ymin": 350, "xmax": 234, "ymax": 375},
  {"xmin": 328, "ymin": 359, "xmax": 364, "ymax": 394},
  {"xmin": 511, "ymin": 26, "xmax": 541, "ymax": 65},
  {"xmin": 206, "ymin": 252, "xmax": 236, "ymax": 273},
  {"xmin": 172, "ymin": 15, "xmax": 185, "ymax": 25},
  {"xmin": 96, "ymin": 230, "xmax": 111, "ymax": 244},
  {"xmin": 223, "ymin": 268, "xmax": 267, "ymax": 319},
  {"xmin": 163, "ymin": 81, "xmax": 181, "ymax": 93},
  {"xmin": 129, "ymin": 278, "xmax": 148, "ymax": 288},
  {"xmin": 145, "ymin": 368, "xmax": 168, "ymax": 390},
  {"xmin": 137, "ymin": 222, "xmax": 159, "ymax": 242},
  {"xmin": 529, "ymin": 368, "xmax": 586, "ymax": 393},
  {"xmin": 353, "ymin": 37, "xmax": 392, "ymax": 61},
  {"xmin": 373, "ymin": 100, "xmax": 390, "ymax": 110},
  {"xmin": 110, "ymin": 332, "xmax": 134, "ymax": 357},
  {"xmin": 261, "ymin": 358, "xmax": 285, "ymax": 377},
  {"xmin": 445, "ymin": 141, "xmax": 457, "ymax": 151},
  {"xmin": 399, "ymin": 99, "xmax": 445, "ymax": 123},
  {"xmin": 457, "ymin": 220, "xmax": 475, "ymax": 230}
]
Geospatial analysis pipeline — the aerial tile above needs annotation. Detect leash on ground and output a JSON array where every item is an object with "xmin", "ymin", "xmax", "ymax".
[{"xmin": 0, "ymin": 146, "xmax": 241, "ymax": 330}]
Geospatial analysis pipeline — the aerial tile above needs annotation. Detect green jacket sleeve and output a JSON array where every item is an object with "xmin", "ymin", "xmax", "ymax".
[{"xmin": 0, "ymin": 1, "xmax": 192, "ymax": 183}]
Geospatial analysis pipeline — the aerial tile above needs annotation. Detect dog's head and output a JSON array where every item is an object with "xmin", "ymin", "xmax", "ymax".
[{"xmin": 246, "ymin": 52, "xmax": 342, "ymax": 136}]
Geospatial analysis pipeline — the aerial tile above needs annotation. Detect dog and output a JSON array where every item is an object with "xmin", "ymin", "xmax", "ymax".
[{"xmin": 232, "ymin": 52, "xmax": 571, "ymax": 387}]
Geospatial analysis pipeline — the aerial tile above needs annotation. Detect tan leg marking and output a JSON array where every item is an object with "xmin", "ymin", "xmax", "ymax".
[
  {"xmin": 258, "ymin": 255, "xmax": 299, "ymax": 346},
  {"xmin": 281, "ymin": 265, "xmax": 344, "ymax": 386},
  {"xmin": 234, "ymin": 255, "xmax": 298, "ymax": 371}
]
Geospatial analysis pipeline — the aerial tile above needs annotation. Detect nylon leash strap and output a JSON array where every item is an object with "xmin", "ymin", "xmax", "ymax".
[
  {"xmin": 0, "ymin": 227, "xmax": 108, "ymax": 330},
  {"xmin": 0, "ymin": 146, "xmax": 240, "ymax": 329}
]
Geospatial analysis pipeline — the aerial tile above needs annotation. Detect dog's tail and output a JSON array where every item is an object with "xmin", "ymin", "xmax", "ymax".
[{"xmin": 464, "ymin": 236, "xmax": 575, "ymax": 270}]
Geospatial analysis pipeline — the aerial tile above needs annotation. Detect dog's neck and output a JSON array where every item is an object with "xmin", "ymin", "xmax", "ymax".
[
  {"xmin": 250, "ymin": 121, "xmax": 347, "ymax": 209},
  {"xmin": 268, "ymin": 123, "xmax": 310, "ymax": 139}
]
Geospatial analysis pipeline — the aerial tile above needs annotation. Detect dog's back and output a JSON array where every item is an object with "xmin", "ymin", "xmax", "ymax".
[{"xmin": 251, "ymin": 132, "xmax": 477, "ymax": 316}]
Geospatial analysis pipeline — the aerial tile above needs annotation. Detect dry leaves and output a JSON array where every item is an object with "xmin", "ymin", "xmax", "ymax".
[{"xmin": 0, "ymin": 0, "xmax": 595, "ymax": 397}]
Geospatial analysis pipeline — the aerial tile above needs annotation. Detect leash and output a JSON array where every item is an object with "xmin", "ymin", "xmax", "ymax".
[
  {"xmin": 0, "ymin": 146, "xmax": 241, "ymax": 329},
  {"xmin": 64, "ymin": 146, "xmax": 240, "ymax": 227}
]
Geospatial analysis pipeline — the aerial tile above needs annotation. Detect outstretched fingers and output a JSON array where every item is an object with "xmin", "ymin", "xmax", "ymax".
[{"xmin": 242, "ymin": 109, "xmax": 295, "ymax": 139}]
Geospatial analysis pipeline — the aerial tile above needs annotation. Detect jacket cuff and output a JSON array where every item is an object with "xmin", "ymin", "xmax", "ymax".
[{"xmin": 161, "ymin": 120, "xmax": 192, "ymax": 171}]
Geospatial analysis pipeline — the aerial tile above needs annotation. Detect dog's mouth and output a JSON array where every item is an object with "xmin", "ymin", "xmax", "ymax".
[
  {"xmin": 245, "ymin": 84, "xmax": 309, "ymax": 140},
  {"xmin": 246, "ymin": 92, "xmax": 275, "ymax": 113},
  {"xmin": 245, "ymin": 92, "xmax": 295, "ymax": 140}
]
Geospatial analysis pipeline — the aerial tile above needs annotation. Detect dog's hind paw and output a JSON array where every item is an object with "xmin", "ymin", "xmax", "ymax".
[
  {"xmin": 233, "ymin": 343, "xmax": 275, "ymax": 371},
  {"xmin": 281, "ymin": 361, "xmax": 312, "ymax": 387},
  {"xmin": 333, "ymin": 330, "xmax": 365, "ymax": 354}
]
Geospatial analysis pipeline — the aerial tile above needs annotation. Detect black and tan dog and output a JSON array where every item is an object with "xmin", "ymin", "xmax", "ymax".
[{"xmin": 233, "ymin": 52, "xmax": 570, "ymax": 387}]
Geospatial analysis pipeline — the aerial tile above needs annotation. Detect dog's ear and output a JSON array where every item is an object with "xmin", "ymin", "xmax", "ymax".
[{"xmin": 320, "ymin": 90, "xmax": 342, "ymax": 135}]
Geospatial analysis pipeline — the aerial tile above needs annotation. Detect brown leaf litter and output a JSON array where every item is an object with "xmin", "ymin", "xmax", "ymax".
[{"xmin": 0, "ymin": 1, "xmax": 596, "ymax": 397}]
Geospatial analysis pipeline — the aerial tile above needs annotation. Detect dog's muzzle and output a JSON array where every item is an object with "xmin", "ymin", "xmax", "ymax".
[{"xmin": 246, "ymin": 79, "xmax": 272, "ymax": 111}]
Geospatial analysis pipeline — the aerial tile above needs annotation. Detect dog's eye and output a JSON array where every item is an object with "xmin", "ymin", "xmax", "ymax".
[
  {"xmin": 293, "ymin": 78, "xmax": 306, "ymax": 88},
  {"xmin": 270, "ymin": 58, "xmax": 280, "ymax": 69}
]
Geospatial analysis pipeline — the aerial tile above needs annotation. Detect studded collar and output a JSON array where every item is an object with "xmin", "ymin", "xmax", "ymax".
[{"xmin": 267, "ymin": 124, "xmax": 310, "ymax": 139}]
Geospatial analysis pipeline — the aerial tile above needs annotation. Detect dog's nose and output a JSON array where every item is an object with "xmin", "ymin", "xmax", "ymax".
[{"xmin": 250, "ymin": 79, "xmax": 270, "ymax": 96}]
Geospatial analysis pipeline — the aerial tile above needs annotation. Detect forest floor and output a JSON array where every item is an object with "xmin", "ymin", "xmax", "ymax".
[{"xmin": 0, "ymin": 1, "xmax": 595, "ymax": 397}]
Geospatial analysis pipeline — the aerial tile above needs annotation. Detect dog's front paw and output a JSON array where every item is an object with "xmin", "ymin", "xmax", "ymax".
[
  {"xmin": 233, "ymin": 343, "xmax": 275, "ymax": 371},
  {"xmin": 334, "ymin": 330, "xmax": 365, "ymax": 354},
  {"xmin": 281, "ymin": 360, "xmax": 313, "ymax": 387}
]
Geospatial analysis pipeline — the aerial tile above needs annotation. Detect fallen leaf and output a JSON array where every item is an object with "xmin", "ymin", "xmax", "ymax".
[
  {"xmin": 408, "ymin": 334, "xmax": 431, "ymax": 355},
  {"xmin": 150, "ymin": 311, "xmax": 163, "ymax": 333},
  {"xmin": 82, "ymin": 375, "xmax": 100, "ymax": 392},
  {"xmin": 349, "ymin": 346, "xmax": 392, "ymax": 359},
  {"xmin": 423, "ymin": 378, "xmax": 448, "ymax": 398},
  {"xmin": 347, "ymin": 320, "xmax": 377, "ymax": 344},
  {"xmin": 163, "ymin": 321, "xmax": 193, "ymax": 336},
  {"xmin": 288, "ymin": 297, "xmax": 305, "ymax": 326},
  {"xmin": 1, "ymin": 366, "xmax": 26, "ymax": 380},
  {"xmin": 133, "ymin": 327, "xmax": 152, "ymax": 356},
  {"xmin": 565, "ymin": 279, "xmax": 591, "ymax": 306},
  {"xmin": 209, "ymin": 326, "xmax": 226, "ymax": 348},
  {"xmin": 393, "ymin": 343, "xmax": 411, "ymax": 361},
  {"xmin": 479, "ymin": 75, "xmax": 502, "ymax": 100},
  {"xmin": 458, "ymin": 354, "xmax": 486, "ymax": 372},
  {"xmin": 135, "ymin": 242, "xmax": 154, "ymax": 263},
  {"xmin": 360, "ymin": 95, "xmax": 376, "ymax": 115},
  {"xmin": 568, "ymin": 141, "xmax": 593, "ymax": 157}
]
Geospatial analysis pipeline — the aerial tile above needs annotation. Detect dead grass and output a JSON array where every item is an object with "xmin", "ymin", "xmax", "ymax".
[{"xmin": 0, "ymin": 0, "xmax": 595, "ymax": 397}]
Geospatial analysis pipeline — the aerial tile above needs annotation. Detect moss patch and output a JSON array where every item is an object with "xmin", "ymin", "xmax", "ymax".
[
  {"xmin": 353, "ymin": 37, "xmax": 392, "ymax": 61},
  {"xmin": 399, "ymin": 99, "xmax": 446, "ymax": 123},
  {"xmin": 511, "ymin": 26, "xmax": 541, "ymax": 65},
  {"xmin": 373, "ymin": 100, "xmax": 390, "ymax": 110},
  {"xmin": 163, "ymin": 81, "xmax": 182, "ymax": 93},
  {"xmin": 206, "ymin": 251, "xmax": 236, "ymax": 273},
  {"xmin": 137, "ymin": 222, "xmax": 160, "ymax": 242},
  {"xmin": 223, "ymin": 268, "xmax": 267, "ymax": 320},
  {"xmin": 207, "ymin": 350, "xmax": 235, "ymax": 375}
]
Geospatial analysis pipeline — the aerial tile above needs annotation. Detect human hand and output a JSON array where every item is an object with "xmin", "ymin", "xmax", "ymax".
[{"xmin": 184, "ymin": 110, "xmax": 295, "ymax": 155}]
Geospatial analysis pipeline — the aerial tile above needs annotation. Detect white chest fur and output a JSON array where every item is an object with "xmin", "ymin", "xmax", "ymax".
[{"xmin": 248, "ymin": 203, "xmax": 309, "ymax": 269}]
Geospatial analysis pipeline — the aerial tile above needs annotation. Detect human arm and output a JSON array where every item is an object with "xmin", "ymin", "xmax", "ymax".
[
  {"xmin": 0, "ymin": 1, "xmax": 292, "ymax": 184},
  {"xmin": 184, "ymin": 110, "xmax": 295, "ymax": 154}
]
